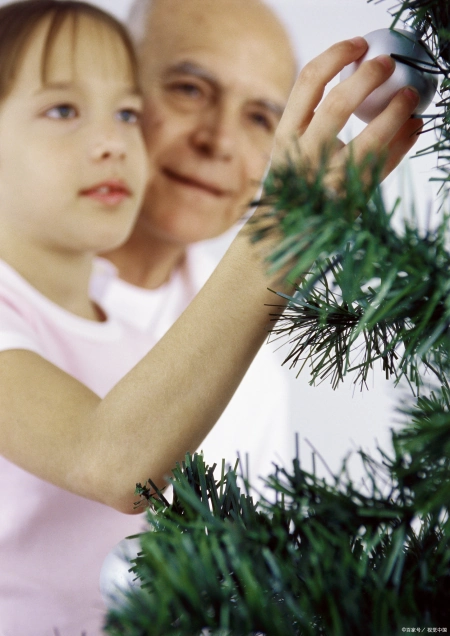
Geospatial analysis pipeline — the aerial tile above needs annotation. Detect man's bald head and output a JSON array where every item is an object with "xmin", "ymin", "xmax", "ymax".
[{"xmin": 128, "ymin": 0, "xmax": 297, "ymax": 87}]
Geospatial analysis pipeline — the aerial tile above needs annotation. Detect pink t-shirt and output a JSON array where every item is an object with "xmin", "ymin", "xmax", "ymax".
[{"xmin": 0, "ymin": 259, "xmax": 154, "ymax": 636}]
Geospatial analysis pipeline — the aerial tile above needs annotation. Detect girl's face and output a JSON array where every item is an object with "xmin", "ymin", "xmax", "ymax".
[{"xmin": 0, "ymin": 14, "xmax": 149, "ymax": 256}]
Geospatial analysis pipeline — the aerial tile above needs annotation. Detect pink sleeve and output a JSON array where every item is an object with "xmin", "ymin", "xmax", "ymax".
[{"xmin": 0, "ymin": 290, "xmax": 44, "ymax": 356}]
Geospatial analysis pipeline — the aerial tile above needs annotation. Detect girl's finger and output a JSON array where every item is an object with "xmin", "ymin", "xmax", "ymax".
[
  {"xmin": 340, "ymin": 86, "xmax": 421, "ymax": 169},
  {"xmin": 274, "ymin": 38, "xmax": 368, "ymax": 151},
  {"xmin": 324, "ymin": 104, "xmax": 422, "ymax": 192},
  {"xmin": 380, "ymin": 116, "xmax": 423, "ymax": 180},
  {"xmin": 300, "ymin": 54, "xmax": 396, "ymax": 165}
]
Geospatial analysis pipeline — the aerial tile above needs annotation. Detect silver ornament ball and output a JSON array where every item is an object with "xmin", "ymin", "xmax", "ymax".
[
  {"xmin": 340, "ymin": 28, "xmax": 438, "ymax": 123},
  {"xmin": 99, "ymin": 537, "xmax": 142, "ymax": 609}
]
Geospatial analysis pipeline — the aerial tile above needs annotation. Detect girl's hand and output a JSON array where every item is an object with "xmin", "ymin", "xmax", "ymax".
[{"xmin": 272, "ymin": 37, "xmax": 423, "ymax": 191}]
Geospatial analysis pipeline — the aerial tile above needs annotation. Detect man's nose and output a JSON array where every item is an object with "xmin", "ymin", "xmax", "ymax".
[{"xmin": 190, "ymin": 103, "xmax": 238, "ymax": 160}]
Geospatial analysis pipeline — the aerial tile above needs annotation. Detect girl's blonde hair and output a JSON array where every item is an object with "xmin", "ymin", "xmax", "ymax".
[{"xmin": 0, "ymin": 0, "xmax": 140, "ymax": 100}]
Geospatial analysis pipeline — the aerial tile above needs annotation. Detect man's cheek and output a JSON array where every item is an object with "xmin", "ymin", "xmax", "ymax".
[{"xmin": 142, "ymin": 101, "xmax": 166, "ymax": 142}]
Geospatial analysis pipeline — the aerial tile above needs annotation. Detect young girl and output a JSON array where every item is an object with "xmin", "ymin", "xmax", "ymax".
[
  {"xmin": 0, "ymin": 1, "xmax": 421, "ymax": 633},
  {"xmin": 0, "ymin": 1, "xmax": 293, "ymax": 633},
  {"xmin": 0, "ymin": 3, "xmax": 149, "ymax": 633}
]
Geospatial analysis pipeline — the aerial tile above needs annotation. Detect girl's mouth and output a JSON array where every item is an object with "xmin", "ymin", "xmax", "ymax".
[{"xmin": 80, "ymin": 180, "xmax": 131, "ymax": 206}]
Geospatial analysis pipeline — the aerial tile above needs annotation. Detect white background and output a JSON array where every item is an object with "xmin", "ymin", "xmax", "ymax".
[{"xmin": 28, "ymin": 0, "xmax": 444, "ymax": 482}]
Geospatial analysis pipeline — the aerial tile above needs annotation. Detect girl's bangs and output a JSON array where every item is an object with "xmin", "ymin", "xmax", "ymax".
[
  {"xmin": 0, "ymin": 1, "xmax": 140, "ymax": 100},
  {"xmin": 40, "ymin": 12, "xmax": 140, "ymax": 88}
]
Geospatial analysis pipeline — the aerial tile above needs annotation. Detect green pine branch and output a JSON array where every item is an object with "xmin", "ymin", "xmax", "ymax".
[
  {"xmin": 255, "ymin": 0, "xmax": 450, "ymax": 392},
  {"xmin": 104, "ymin": 444, "xmax": 450, "ymax": 635},
  {"xmin": 257, "ymin": 154, "xmax": 450, "ymax": 390}
]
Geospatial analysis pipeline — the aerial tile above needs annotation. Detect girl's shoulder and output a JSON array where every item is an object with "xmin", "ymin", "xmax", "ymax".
[{"xmin": 0, "ymin": 258, "xmax": 155, "ymax": 396}]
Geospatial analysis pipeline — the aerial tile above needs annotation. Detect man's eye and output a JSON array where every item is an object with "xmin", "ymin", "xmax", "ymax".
[
  {"xmin": 116, "ymin": 109, "xmax": 141, "ymax": 124},
  {"xmin": 249, "ymin": 111, "xmax": 273, "ymax": 132},
  {"xmin": 168, "ymin": 82, "xmax": 203, "ymax": 99},
  {"xmin": 45, "ymin": 104, "xmax": 77, "ymax": 119}
]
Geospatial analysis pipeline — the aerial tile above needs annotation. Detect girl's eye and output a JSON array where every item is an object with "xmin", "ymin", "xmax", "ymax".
[
  {"xmin": 45, "ymin": 104, "xmax": 77, "ymax": 119},
  {"xmin": 116, "ymin": 109, "xmax": 141, "ymax": 124}
]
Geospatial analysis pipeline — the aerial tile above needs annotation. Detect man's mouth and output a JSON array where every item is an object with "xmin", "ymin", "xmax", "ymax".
[{"xmin": 162, "ymin": 168, "xmax": 227, "ymax": 197}]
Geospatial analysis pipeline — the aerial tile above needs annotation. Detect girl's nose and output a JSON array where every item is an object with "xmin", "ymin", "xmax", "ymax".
[{"xmin": 91, "ymin": 128, "xmax": 127, "ymax": 162}]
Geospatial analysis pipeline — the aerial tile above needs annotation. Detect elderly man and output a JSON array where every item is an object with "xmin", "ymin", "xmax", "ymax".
[
  {"xmin": 95, "ymin": 0, "xmax": 299, "ymax": 484},
  {"xmin": 109, "ymin": 0, "xmax": 297, "ymax": 285}
]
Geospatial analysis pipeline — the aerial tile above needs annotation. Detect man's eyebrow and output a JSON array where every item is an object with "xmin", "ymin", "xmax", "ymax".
[
  {"xmin": 164, "ymin": 61, "xmax": 285, "ymax": 117},
  {"xmin": 253, "ymin": 99, "xmax": 285, "ymax": 119},
  {"xmin": 164, "ymin": 61, "xmax": 219, "ymax": 86}
]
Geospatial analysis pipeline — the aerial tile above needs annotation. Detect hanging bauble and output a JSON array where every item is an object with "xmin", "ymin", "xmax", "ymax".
[
  {"xmin": 340, "ymin": 28, "xmax": 438, "ymax": 123},
  {"xmin": 99, "ymin": 537, "xmax": 142, "ymax": 609}
]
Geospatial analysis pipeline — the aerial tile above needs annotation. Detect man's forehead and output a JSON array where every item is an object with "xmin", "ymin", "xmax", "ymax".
[
  {"xmin": 147, "ymin": 7, "xmax": 278, "ymax": 49},
  {"xmin": 141, "ymin": 0, "xmax": 296, "ymax": 78},
  {"xmin": 147, "ymin": 0, "xmax": 279, "ymax": 26}
]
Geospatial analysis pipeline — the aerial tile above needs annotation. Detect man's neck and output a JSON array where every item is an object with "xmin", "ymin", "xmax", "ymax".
[{"xmin": 103, "ymin": 229, "xmax": 187, "ymax": 290}]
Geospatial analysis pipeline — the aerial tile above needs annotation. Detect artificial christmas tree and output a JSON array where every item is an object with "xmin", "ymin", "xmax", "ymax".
[{"xmin": 104, "ymin": 1, "xmax": 450, "ymax": 633}]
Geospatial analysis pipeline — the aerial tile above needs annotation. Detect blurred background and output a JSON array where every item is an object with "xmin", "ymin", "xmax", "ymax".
[{"xmin": 23, "ymin": 0, "xmax": 444, "ymax": 482}]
